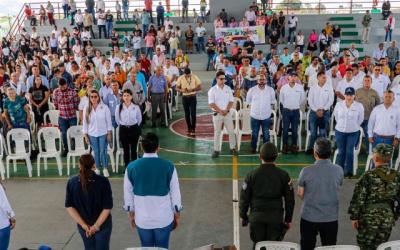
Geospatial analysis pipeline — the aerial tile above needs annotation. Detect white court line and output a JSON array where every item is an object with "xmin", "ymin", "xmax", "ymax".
[{"xmin": 233, "ymin": 179, "xmax": 240, "ymax": 250}]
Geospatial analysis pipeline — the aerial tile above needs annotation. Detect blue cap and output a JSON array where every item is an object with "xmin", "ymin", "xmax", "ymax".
[
  {"xmin": 3, "ymin": 82, "xmax": 10, "ymax": 87},
  {"xmin": 289, "ymin": 71, "xmax": 298, "ymax": 76},
  {"xmin": 345, "ymin": 87, "xmax": 356, "ymax": 95}
]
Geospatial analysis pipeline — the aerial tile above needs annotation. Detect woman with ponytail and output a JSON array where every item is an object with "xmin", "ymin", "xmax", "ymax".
[
  {"xmin": 65, "ymin": 154, "xmax": 113, "ymax": 250},
  {"xmin": 115, "ymin": 89, "xmax": 142, "ymax": 169}
]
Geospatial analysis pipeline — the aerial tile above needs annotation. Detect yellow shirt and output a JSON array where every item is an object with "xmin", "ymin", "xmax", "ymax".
[
  {"xmin": 176, "ymin": 74, "xmax": 201, "ymax": 96},
  {"xmin": 384, "ymin": 66, "xmax": 390, "ymax": 76},
  {"xmin": 164, "ymin": 75, "xmax": 171, "ymax": 92},
  {"xmin": 324, "ymin": 27, "xmax": 332, "ymax": 37},
  {"xmin": 200, "ymin": 1, "xmax": 207, "ymax": 7},
  {"xmin": 175, "ymin": 55, "xmax": 189, "ymax": 67}
]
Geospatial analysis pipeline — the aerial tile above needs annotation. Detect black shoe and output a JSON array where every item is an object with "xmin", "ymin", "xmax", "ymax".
[
  {"xmin": 212, "ymin": 151, "xmax": 219, "ymax": 158},
  {"xmin": 161, "ymin": 124, "xmax": 168, "ymax": 128},
  {"xmin": 230, "ymin": 149, "xmax": 239, "ymax": 156},
  {"xmin": 346, "ymin": 171, "xmax": 353, "ymax": 179},
  {"xmin": 306, "ymin": 147, "xmax": 313, "ymax": 155},
  {"xmin": 151, "ymin": 123, "xmax": 157, "ymax": 128},
  {"xmin": 62, "ymin": 151, "xmax": 68, "ymax": 157},
  {"xmin": 249, "ymin": 148, "xmax": 256, "ymax": 154}
]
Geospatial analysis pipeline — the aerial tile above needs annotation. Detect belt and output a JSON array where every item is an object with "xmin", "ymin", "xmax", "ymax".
[
  {"xmin": 151, "ymin": 92, "xmax": 165, "ymax": 95},
  {"xmin": 183, "ymin": 94, "xmax": 196, "ymax": 97},
  {"xmin": 121, "ymin": 124, "xmax": 138, "ymax": 128},
  {"xmin": 362, "ymin": 203, "xmax": 392, "ymax": 213},
  {"xmin": 374, "ymin": 133, "xmax": 395, "ymax": 139},
  {"xmin": 283, "ymin": 108, "xmax": 299, "ymax": 112}
]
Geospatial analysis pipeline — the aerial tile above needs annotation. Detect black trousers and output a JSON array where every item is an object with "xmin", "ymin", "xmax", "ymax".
[
  {"xmin": 157, "ymin": 15, "xmax": 164, "ymax": 27},
  {"xmin": 120, "ymin": 124, "xmax": 140, "ymax": 168},
  {"xmin": 182, "ymin": 95, "xmax": 197, "ymax": 130},
  {"xmin": 300, "ymin": 218, "xmax": 338, "ymax": 250},
  {"xmin": 85, "ymin": 25, "xmax": 96, "ymax": 39},
  {"xmin": 249, "ymin": 220, "xmax": 283, "ymax": 250}
]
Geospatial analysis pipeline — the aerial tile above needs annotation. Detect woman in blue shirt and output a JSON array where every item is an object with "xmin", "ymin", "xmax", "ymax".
[{"xmin": 65, "ymin": 154, "xmax": 113, "ymax": 250}]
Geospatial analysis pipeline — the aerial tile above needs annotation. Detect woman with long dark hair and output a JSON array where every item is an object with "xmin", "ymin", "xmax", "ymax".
[
  {"xmin": 185, "ymin": 25, "xmax": 194, "ymax": 54},
  {"xmin": 115, "ymin": 89, "xmax": 142, "ymax": 169},
  {"xmin": 10, "ymin": 36, "xmax": 20, "ymax": 60},
  {"xmin": 83, "ymin": 90, "xmax": 113, "ymax": 177},
  {"xmin": 6, "ymin": 60, "xmax": 16, "ymax": 77},
  {"xmin": 28, "ymin": 75, "xmax": 50, "ymax": 130},
  {"xmin": 16, "ymin": 54, "xmax": 28, "ymax": 76},
  {"xmin": 29, "ymin": 38, "xmax": 38, "ymax": 55},
  {"xmin": 40, "ymin": 37, "xmax": 48, "ymax": 54},
  {"xmin": 65, "ymin": 154, "xmax": 113, "ymax": 250},
  {"xmin": 0, "ymin": 180, "xmax": 16, "ymax": 250}
]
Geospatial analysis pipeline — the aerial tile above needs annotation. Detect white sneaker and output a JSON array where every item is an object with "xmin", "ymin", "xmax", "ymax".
[
  {"xmin": 103, "ymin": 168, "xmax": 110, "ymax": 177},
  {"xmin": 385, "ymin": 41, "xmax": 387, "ymax": 43},
  {"xmin": 287, "ymin": 42, "xmax": 290, "ymax": 44},
  {"xmin": 172, "ymin": 107, "xmax": 176, "ymax": 112},
  {"xmin": 95, "ymin": 169, "xmax": 101, "ymax": 175}
]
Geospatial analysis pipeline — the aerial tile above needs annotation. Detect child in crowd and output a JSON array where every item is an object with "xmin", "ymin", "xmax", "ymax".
[{"xmin": 132, "ymin": 9, "xmax": 139, "ymax": 20}]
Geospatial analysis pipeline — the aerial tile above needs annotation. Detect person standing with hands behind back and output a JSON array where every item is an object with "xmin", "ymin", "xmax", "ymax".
[
  {"xmin": 65, "ymin": 154, "xmax": 113, "ymax": 250},
  {"xmin": 239, "ymin": 142, "xmax": 295, "ymax": 249}
]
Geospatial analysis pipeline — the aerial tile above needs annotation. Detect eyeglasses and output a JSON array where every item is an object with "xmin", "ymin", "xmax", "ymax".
[
  {"xmin": 294, "ymin": 55, "xmax": 298, "ymax": 56},
  {"xmin": 374, "ymin": 69, "xmax": 381, "ymax": 71},
  {"xmin": 90, "ymin": 95, "xmax": 98, "ymax": 99},
  {"xmin": 218, "ymin": 78, "xmax": 226, "ymax": 80}
]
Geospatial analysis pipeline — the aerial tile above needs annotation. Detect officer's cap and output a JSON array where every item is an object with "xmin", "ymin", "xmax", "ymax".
[
  {"xmin": 373, "ymin": 143, "xmax": 394, "ymax": 157},
  {"xmin": 260, "ymin": 142, "xmax": 278, "ymax": 158}
]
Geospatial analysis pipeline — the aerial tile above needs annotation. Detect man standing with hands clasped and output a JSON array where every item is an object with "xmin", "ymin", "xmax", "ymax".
[
  {"xmin": 208, "ymin": 71, "xmax": 239, "ymax": 158},
  {"xmin": 239, "ymin": 142, "xmax": 295, "ymax": 249},
  {"xmin": 148, "ymin": 66, "xmax": 168, "ymax": 128}
]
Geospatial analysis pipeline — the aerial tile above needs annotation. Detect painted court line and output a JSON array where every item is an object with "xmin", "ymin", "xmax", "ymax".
[{"xmin": 232, "ymin": 154, "xmax": 240, "ymax": 250}]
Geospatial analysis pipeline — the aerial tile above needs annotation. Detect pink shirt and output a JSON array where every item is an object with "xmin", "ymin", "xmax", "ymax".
[
  {"xmin": 145, "ymin": 0, "xmax": 152, "ymax": 10},
  {"xmin": 239, "ymin": 21, "xmax": 249, "ymax": 27},
  {"xmin": 256, "ymin": 18, "xmax": 265, "ymax": 26},
  {"xmin": 145, "ymin": 35, "xmax": 155, "ymax": 47},
  {"xmin": 227, "ymin": 22, "xmax": 237, "ymax": 28},
  {"xmin": 214, "ymin": 19, "xmax": 223, "ymax": 28},
  {"xmin": 232, "ymin": 47, "xmax": 239, "ymax": 55},
  {"xmin": 309, "ymin": 34, "xmax": 318, "ymax": 44},
  {"xmin": 277, "ymin": 75, "xmax": 302, "ymax": 88}
]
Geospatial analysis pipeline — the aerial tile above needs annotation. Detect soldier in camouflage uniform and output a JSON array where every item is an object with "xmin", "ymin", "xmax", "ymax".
[
  {"xmin": 348, "ymin": 143, "xmax": 400, "ymax": 250},
  {"xmin": 239, "ymin": 142, "xmax": 295, "ymax": 250}
]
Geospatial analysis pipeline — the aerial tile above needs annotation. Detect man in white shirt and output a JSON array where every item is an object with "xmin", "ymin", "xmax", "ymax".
[
  {"xmin": 244, "ymin": 6, "xmax": 256, "ymax": 26},
  {"xmin": 306, "ymin": 72, "xmax": 334, "ymax": 154},
  {"xmin": 336, "ymin": 68, "xmax": 362, "ymax": 102},
  {"xmin": 268, "ymin": 55, "xmax": 281, "ymax": 75},
  {"xmin": 156, "ymin": 39, "xmax": 166, "ymax": 55},
  {"xmin": 368, "ymin": 90, "xmax": 400, "ymax": 168},
  {"xmin": 92, "ymin": 50, "xmax": 102, "ymax": 67},
  {"xmin": 96, "ymin": 9, "xmax": 107, "ymax": 39},
  {"xmin": 123, "ymin": 133, "xmax": 182, "ymax": 249},
  {"xmin": 57, "ymin": 32, "xmax": 68, "ymax": 55},
  {"xmin": 96, "ymin": 0, "xmax": 105, "ymax": 12},
  {"xmin": 352, "ymin": 63, "xmax": 366, "ymax": 83},
  {"xmin": 31, "ymin": 27, "xmax": 40, "ymax": 42},
  {"xmin": 371, "ymin": 64, "xmax": 391, "ymax": 99},
  {"xmin": 349, "ymin": 43, "xmax": 359, "ymax": 64},
  {"xmin": 208, "ymin": 71, "xmax": 239, "ymax": 158},
  {"xmin": 291, "ymin": 46, "xmax": 303, "ymax": 59},
  {"xmin": 246, "ymin": 74, "xmax": 276, "ymax": 154},
  {"xmin": 108, "ymin": 50, "xmax": 121, "ymax": 68},
  {"xmin": 305, "ymin": 56, "xmax": 319, "ymax": 83},
  {"xmin": 373, "ymin": 43, "xmax": 388, "ymax": 63},
  {"xmin": 132, "ymin": 31, "xmax": 142, "ymax": 61},
  {"xmin": 152, "ymin": 48, "xmax": 166, "ymax": 68},
  {"xmin": 10, "ymin": 72, "xmax": 27, "ymax": 96},
  {"xmin": 52, "ymin": 26, "xmax": 61, "ymax": 39},
  {"xmin": 307, "ymin": 63, "xmax": 333, "ymax": 89},
  {"xmin": 195, "ymin": 23, "xmax": 206, "ymax": 54},
  {"xmin": 279, "ymin": 71, "xmax": 305, "ymax": 154},
  {"xmin": 100, "ymin": 75, "xmax": 113, "ymax": 98},
  {"xmin": 121, "ymin": 52, "xmax": 133, "ymax": 74},
  {"xmin": 329, "ymin": 66, "xmax": 343, "ymax": 91},
  {"xmin": 287, "ymin": 13, "xmax": 298, "ymax": 44},
  {"xmin": 164, "ymin": 16, "xmax": 173, "ymax": 28},
  {"xmin": 81, "ymin": 26, "xmax": 91, "ymax": 49},
  {"xmin": 163, "ymin": 58, "xmax": 179, "ymax": 111}
]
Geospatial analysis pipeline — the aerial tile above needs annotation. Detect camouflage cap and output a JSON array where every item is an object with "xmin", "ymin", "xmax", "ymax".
[
  {"xmin": 260, "ymin": 142, "xmax": 278, "ymax": 158},
  {"xmin": 373, "ymin": 143, "xmax": 394, "ymax": 157}
]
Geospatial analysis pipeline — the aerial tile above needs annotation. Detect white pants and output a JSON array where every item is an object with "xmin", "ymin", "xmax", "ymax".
[
  {"xmin": 213, "ymin": 113, "xmax": 236, "ymax": 151},
  {"xmin": 362, "ymin": 27, "xmax": 370, "ymax": 41}
]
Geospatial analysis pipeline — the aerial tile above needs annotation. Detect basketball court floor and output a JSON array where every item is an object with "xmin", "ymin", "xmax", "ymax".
[{"xmin": 4, "ymin": 71, "xmax": 400, "ymax": 249}]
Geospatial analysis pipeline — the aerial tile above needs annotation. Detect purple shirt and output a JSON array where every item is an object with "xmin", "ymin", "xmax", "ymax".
[
  {"xmin": 227, "ymin": 22, "xmax": 238, "ymax": 28},
  {"xmin": 277, "ymin": 75, "xmax": 302, "ymax": 88}
]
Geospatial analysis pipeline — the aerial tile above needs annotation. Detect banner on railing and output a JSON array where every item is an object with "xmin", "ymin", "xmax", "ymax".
[{"xmin": 215, "ymin": 25, "xmax": 265, "ymax": 45}]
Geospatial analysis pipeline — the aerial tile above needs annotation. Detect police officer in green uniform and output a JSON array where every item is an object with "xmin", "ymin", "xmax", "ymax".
[
  {"xmin": 239, "ymin": 142, "xmax": 295, "ymax": 249},
  {"xmin": 349, "ymin": 143, "xmax": 400, "ymax": 250}
]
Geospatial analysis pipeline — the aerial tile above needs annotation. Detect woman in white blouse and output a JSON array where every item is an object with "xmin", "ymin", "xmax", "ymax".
[
  {"xmin": 83, "ymin": 90, "xmax": 113, "ymax": 177},
  {"xmin": 319, "ymin": 29, "xmax": 329, "ymax": 53},
  {"xmin": 115, "ymin": 89, "xmax": 142, "ymax": 170},
  {"xmin": 334, "ymin": 87, "xmax": 364, "ymax": 178},
  {"xmin": 295, "ymin": 30, "xmax": 305, "ymax": 53},
  {"xmin": 0, "ymin": 182, "xmax": 16, "ymax": 250}
]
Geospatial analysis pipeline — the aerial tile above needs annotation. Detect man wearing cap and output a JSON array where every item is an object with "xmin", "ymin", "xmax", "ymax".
[
  {"xmin": 280, "ymin": 70, "xmax": 305, "ymax": 154},
  {"xmin": 58, "ymin": 63, "xmax": 73, "ymax": 84},
  {"xmin": 368, "ymin": 90, "xmax": 400, "ymax": 168},
  {"xmin": 349, "ymin": 143, "xmax": 400, "ymax": 250},
  {"xmin": 246, "ymin": 74, "xmax": 276, "ymax": 153},
  {"xmin": 299, "ymin": 137, "xmax": 343, "ymax": 250},
  {"xmin": 245, "ymin": 6, "xmax": 256, "ymax": 26},
  {"xmin": 287, "ymin": 13, "xmax": 298, "ymax": 45},
  {"xmin": 208, "ymin": 71, "xmax": 238, "ymax": 157},
  {"xmin": 252, "ymin": 51, "xmax": 267, "ymax": 71},
  {"xmin": 306, "ymin": 72, "xmax": 334, "ymax": 155},
  {"xmin": 335, "ymin": 68, "xmax": 362, "ymax": 102},
  {"xmin": 373, "ymin": 43, "xmax": 388, "ymax": 63},
  {"xmin": 387, "ymin": 40, "xmax": 399, "ymax": 71},
  {"xmin": 240, "ymin": 142, "xmax": 294, "ymax": 247}
]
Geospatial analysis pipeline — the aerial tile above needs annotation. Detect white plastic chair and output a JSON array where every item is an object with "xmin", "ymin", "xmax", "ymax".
[
  {"xmin": 328, "ymin": 113, "xmax": 336, "ymax": 147},
  {"xmin": 76, "ymin": 111, "xmax": 80, "ymax": 125},
  {"xmin": 29, "ymin": 111, "xmax": 37, "ymax": 149},
  {"xmin": 390, "ymin": 75, "xmax": 400, "ymax": 89},
  {"xmin": 0, "ymin": 136, "xmax": 5, "ymax": 180},
  {"xmin": 175, "ymin": 88, "xmax": 179, "ymax": 111},
  {"xmin": 168, "ymin": 88, "xmax": 173, "ymax": 119},
  {"xmin": 233, "ymin": 97, "xmax": 242, "ymax": 110},
  {"xmin": 237, "ymin": 109, "xmax": 252, "ymax": 151},
  {"xmin": 37, "ymin": 127, "xmax": 63, "ymax": 177},
  {"xmin": 1, "ymin": 133, "xmax": 8, "ymax": 156},
  {"xmin": 43, "ymin": 110, "xmax": 60, "ymax": 126},
  {"xmin": 6, "ymin": 128, "xmax": 33, "ymax": 178},
  {"xmin": 219, "ymin": 109, "xmax": 238, "ymax": 151},
  {"xmin": 279, "ymin": 111, "xmax": 303, "ymax": 151},
  {"xmin": 377, "ymin": 240, "xmax": 400, "ymax": 250},
  {"xmin": 256, "ymin": 110, "xmax": 278, "ymax": 150},
  {"xmin": 116, "ymin": 126, "xmax": 124, "ymax": 172},
  {"xmin": 66, "ymin": 126, "xmax": 90, "ymax": 175},
  {"xmin": 304, "ymin": 110, "xmax": 325, "ymax": 150},
  {"xmin": 255, "ymin": 241, "xmax": 300, "ymax": 250},
  {"xmin": 333, "ymin": 127, "xmax": 363, "ymax": 175},
  {"xmin": 314, "ymin": 246, "xmax": 360, "ymax": 250},
  {"xmin": 48, "ymin": 102, "xmax": 56, "ymax": 110}
]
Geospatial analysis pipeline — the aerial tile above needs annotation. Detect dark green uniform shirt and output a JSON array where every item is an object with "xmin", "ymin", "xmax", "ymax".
[{"xmin": 239, "ymin": 164, "xmax": 295, "ymax": 223}]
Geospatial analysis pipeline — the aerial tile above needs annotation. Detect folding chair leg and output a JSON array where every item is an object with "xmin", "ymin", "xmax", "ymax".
[
  {"xmin": 37, "ymin": 156, "xmax": 41, "ymax": 177},
  {"xmin": 55, "ymin": 155, "xmax": 63, "ymax": 176}
]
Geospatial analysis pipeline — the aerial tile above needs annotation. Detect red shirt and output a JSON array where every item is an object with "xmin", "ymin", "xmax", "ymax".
[
  {"xmin": 236, "ymin": 64, "xmax": 243, "ymax": 74},
  {"xmin": 0, "ymin": 76, "xmax": 3, "ymax": 87},
  {"xmin": 52, "ymin": 88, "xmax": 80, "ymax": 119},
  {"xmin": 25, "ymin": 9, "xmax": 32, "ymax": 18},
  {"xmin": 338, "ymin": 64, "xmax": 352, "ymax": 78},
  {"xmin": 140, "ymin": 58, "xmax": 151, "ymax": 75},
  {"xmin": 145, "ymin": 0, "xmax": 152, "ymax": 10}
]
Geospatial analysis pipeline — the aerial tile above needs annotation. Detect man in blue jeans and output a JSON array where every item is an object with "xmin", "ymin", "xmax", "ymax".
[
  {"xmin": 52, "ymin": 78, "xmax": 80, "ymax": 157},
  {"xmin": 195, "ymin": 22, "xmax": 206, "ymax": 54},
  {"xmin": 279, "ymin": 71, "xmax": 305, "ymax": 154},
  {"xmin": 368, "ymin": 90, "xmax": 400, "ymax": 168},
  {"xmin": 123, "ymin": 132, "xmax": 183, "ymax": 248},
  {"xmin": 141, "ymin": 8, "xmax": 150, "ymax": 38},
  {"xmin": 103, "ymin": 81, "xmax": 120, "ymax": 147},
  {"xmin": 246, "ymin": 74, "xmax": 276, "ymax": 154},
  {"xmin": 62, "ymin": 0, "xmax": 69, "ymax": 18},
  {"xmin": 96, "ymin": 9, "xmax": 107, "ymax": 39},
  {"xmin": 306, "ymin": 72, "xmax": 334, "ymax": 155},
  {"xmin": 205, "ymin": 37, "xmax": 215, "ymax": 70}
]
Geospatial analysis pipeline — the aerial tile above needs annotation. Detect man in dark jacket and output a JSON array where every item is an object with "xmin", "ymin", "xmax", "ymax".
[
  {"xmin": 219, "ymin": 9, "xmax": 228, "ymax": 27},
  {"xmin": 239, "ymin": 142, "xmax": 295, "ymax": 250}
]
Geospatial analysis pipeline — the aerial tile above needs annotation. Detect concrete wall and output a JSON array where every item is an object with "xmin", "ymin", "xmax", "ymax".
[{"xmin": 210, "ymin": 0, "xmax": 253, "ymax": 21}]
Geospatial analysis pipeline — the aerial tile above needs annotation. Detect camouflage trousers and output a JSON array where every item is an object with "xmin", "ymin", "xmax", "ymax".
[{"xmin": 357, "ymin": 210, "xmax": 395, "ymax": 250}]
